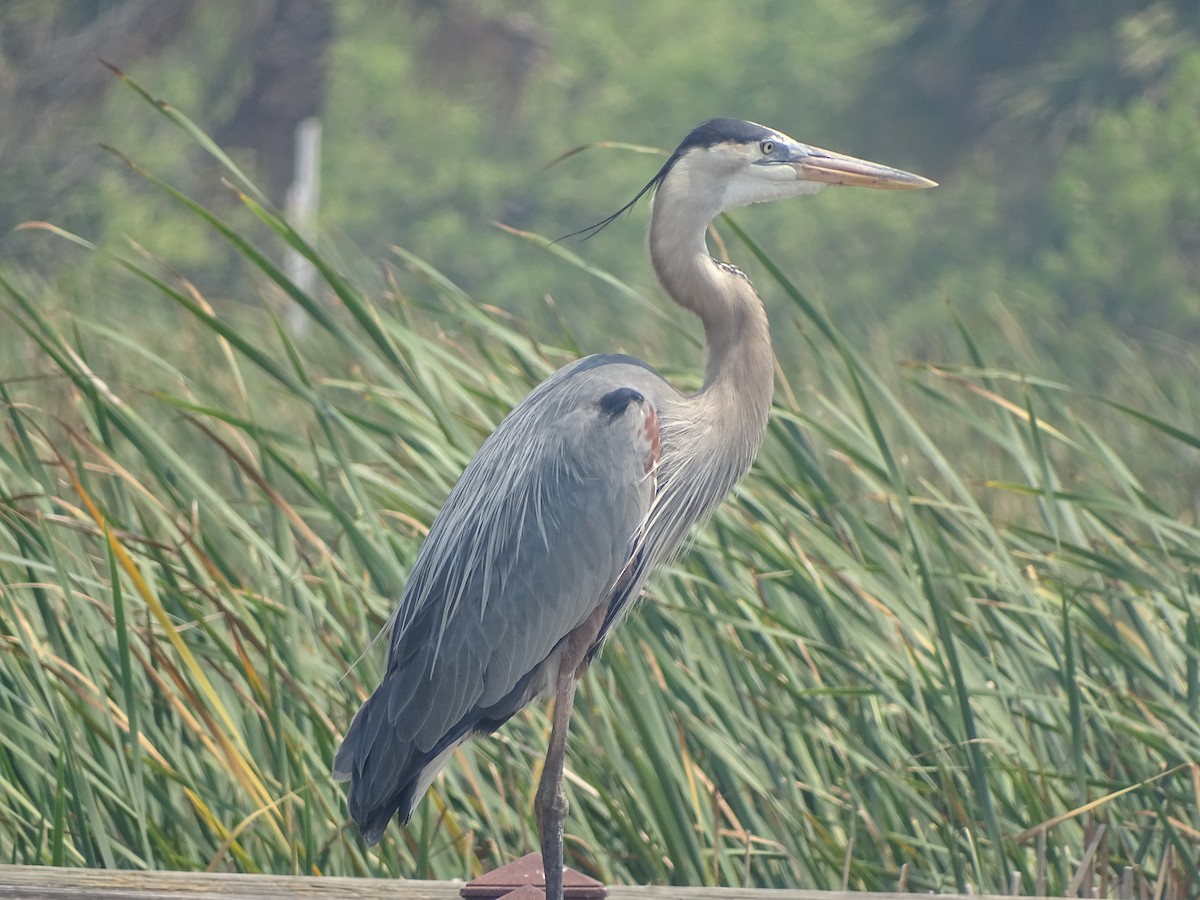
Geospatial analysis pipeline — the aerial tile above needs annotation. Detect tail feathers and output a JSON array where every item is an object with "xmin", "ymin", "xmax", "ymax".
[
  {"xmin": 334, "ymin": 656, "xmax": 541, "ymax": 844},
  {"xmin": 358, "ymin": 800, "xmax": 403, "ymax": 848},
  {"xmin": 333, "ymin": 695, "xmax": 454, "ymax": 846}
]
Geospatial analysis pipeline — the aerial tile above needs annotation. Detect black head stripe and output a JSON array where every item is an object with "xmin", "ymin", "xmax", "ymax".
[{"xmin": 676, "ymin": 118, "xmax": 775, "ymax": 152}]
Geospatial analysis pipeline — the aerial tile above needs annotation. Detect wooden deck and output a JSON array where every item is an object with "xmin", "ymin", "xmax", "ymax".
[{"xmin": 0, "ymin": 865, "xmax": 1054, "ymax": 899}]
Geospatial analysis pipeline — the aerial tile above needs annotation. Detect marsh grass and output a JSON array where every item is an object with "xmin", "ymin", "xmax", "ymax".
[{"xmin": 1, "ymin": 76, "xmax": 1197, "ymax": 897}]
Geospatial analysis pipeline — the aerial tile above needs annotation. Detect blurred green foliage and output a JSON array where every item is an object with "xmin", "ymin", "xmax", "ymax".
[{"xmin": 4, "ymin": 1, "xmax": 1199, "ymax": 362}]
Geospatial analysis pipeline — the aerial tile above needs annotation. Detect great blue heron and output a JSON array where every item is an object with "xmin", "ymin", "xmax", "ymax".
[{"xmin": 333, "ymin": 118, "xmax": 934, "ymax": 897}]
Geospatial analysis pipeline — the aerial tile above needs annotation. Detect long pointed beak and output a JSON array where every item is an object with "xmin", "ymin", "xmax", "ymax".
[{"xmin": 793, "ymin": 145, "xmax": 936, "ymax": 190}]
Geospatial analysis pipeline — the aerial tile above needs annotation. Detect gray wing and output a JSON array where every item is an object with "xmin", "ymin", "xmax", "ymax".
[{"xmin": 334, "ymin": 355, "xmax": 667, "ymax": 843}]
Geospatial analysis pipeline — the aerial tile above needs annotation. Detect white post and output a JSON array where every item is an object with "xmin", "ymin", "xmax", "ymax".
[{"xmin": 284, "ymin": 116, "xmax": 322, "ymax": 339}]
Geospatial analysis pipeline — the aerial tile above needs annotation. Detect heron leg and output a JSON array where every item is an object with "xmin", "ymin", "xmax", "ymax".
[{"xmin": 535, "ymin": 671, "xmax": 578, "ymax": 900}]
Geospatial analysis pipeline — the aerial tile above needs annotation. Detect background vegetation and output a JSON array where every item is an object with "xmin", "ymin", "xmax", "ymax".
[{"xmin": 1, "ymin": 1, "xmax": 1198, "ymax": 896}]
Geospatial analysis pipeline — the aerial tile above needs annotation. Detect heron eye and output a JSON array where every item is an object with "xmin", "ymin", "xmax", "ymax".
[{"xmin": 759, "ymin": 140, "xmax": 775, "ymax": 155}]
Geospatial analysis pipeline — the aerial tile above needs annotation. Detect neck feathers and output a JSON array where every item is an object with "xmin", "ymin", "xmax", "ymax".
[
  {"xmin": 617, "ymin": 162, "xmax": 778, "ymax": 583},
  {"xmin": 649, "ymin": 177, "xmax": 773, "ymax": 400}
]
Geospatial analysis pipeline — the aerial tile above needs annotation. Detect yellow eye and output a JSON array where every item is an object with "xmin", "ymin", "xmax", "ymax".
[{"xmin": 760, "ymin": 140, "xmax": 775, "ymax": 155}]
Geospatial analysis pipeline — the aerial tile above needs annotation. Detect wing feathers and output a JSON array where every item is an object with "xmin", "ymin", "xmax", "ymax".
[{"xmin": 335, "ymin": 358, "xmax": 666, "ymax": 836}]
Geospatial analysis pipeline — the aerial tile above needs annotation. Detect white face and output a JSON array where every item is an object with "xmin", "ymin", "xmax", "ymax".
[{"xmin": 715, "ymin": 134, "xmax": 830, "ymax": 211}]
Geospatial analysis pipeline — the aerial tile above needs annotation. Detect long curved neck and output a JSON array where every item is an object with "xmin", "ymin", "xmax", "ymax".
[{"xmin": 648, "ymin": 184, "xmax": 775, "ymax": 449}]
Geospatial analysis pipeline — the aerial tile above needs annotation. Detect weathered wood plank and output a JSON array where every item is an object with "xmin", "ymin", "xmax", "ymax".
[
  {"xmin": 0, "ymin": 866, "xmax": 442, "ymax": 899},
  {"xmin": 0, "ymin": 865, "xmax": 1056, "ymax": 899}
]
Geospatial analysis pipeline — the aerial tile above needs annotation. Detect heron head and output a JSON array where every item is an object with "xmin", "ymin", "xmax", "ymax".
[
  {"xmin": 569, "ymin": 118, "xmax": 935, "ymax": 240},
  {"xmin": 665, "ymin": 118, "xmax": 937, "ymax": 214}
]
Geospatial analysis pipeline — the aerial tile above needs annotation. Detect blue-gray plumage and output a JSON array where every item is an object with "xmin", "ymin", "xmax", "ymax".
[{"xmin": 334, "ymin": 118, "xmax": 934, "ymax": 897}]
